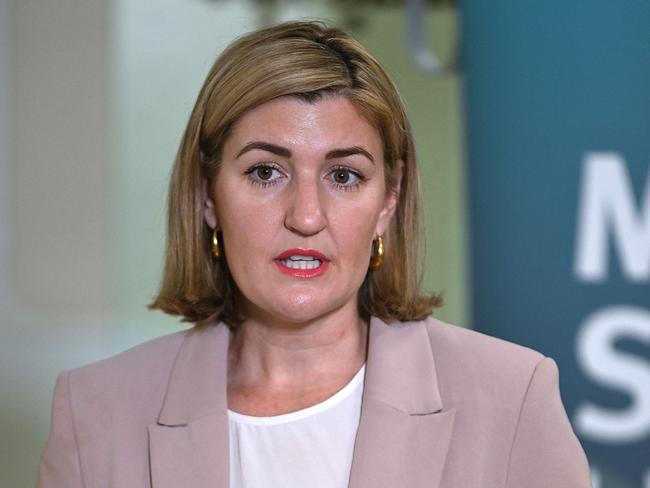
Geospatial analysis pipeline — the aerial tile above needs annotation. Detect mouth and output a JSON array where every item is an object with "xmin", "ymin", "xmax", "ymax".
[{"xmin": 274, "ymin": 249, "xmax": 330, "ymax": 278}]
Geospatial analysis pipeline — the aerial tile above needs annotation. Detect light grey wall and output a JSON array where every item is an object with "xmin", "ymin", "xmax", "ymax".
[
  {"xmin": 1, "ymin": 2, "xmax": 116, "ymax": 486},
  {"xmin": 10, "ymin": 0, "xmax": 112, "ymax": 316}
]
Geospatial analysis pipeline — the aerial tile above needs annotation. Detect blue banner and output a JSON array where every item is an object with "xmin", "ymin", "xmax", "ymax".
[{"xmin": 461, "ymin": 2, "xmax": 650, "ymax": 487}]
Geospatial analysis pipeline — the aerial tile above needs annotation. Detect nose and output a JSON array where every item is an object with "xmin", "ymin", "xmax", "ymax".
[{"xmin": 284, "ymin": 174, "xmax": 327, "ymax": 236}]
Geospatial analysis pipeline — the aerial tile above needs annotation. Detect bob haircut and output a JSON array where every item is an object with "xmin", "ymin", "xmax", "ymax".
[{"xmin": 150, "ymin": 20, "xmax": 441, "ymax": 326}]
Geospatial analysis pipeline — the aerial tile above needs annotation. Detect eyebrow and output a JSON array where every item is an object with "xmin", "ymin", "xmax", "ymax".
[{"xmin": 235, "ymin": 141, "xmax": 375, "ymax": 164}]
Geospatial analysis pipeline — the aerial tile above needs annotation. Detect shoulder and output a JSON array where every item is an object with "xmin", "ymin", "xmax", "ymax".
[
  {"xmin": 421, "ymin": 316, "xmax": 545, "ymax": 370},
  {"xmin": 68, "ymin": 328, "xmax": 189, "ymax": 387},
  {"xmin": 402, "ymin": 316, "xmax": 549, "ymax": 406},
  {"xmin": 62, "ymin": 328, "xmax": 192, "ymax": 420}
]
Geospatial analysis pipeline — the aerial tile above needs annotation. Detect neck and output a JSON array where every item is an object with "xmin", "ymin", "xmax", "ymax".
[{"xmin": 227, "ymin": 303, "xmax": 368, "ymax": 390}]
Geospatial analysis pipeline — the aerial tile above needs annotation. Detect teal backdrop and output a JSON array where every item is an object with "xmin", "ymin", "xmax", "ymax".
[{"xmin": 461, "ymin": 1, "xmax": 650, "ymax": 487}]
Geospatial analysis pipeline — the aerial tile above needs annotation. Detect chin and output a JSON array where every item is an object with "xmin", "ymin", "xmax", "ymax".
[
  {"xmin": 274, "ymin": 302, "xmax": 330, "ymax": 324},
  {"xmin": 266, "ymin": 294, "xmax": 350, "ymax": 325}
]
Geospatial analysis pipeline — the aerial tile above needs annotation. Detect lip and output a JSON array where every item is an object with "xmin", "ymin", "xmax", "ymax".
[
  {"xmin": 274, "ymin": 248, "xmax": 330, "ymax": 278},
  {"xmin": 275, "ymin": 248, "xmax": 330, "ymax": 261}
]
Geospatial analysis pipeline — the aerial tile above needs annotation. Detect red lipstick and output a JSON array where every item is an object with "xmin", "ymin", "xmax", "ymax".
[{"xmin": 274, "ymin": 248, "xmax": 330, "ymax": 278}]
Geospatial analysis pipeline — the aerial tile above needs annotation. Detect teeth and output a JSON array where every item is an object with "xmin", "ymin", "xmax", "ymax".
[
  {"xmin": 289, "ymin": 255, "xmax": 315, "ymax": 261},
  {"xmin": 280, "ymin": 259, "xmax": 322, "ymax": 270}
]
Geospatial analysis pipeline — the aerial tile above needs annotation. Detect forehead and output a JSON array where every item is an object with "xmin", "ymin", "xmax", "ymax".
[{"xmin": 224, "ymin": 95, "xmax": 383, "ymax": 156}]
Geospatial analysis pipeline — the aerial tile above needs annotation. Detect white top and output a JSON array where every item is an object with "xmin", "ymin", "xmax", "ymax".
[{"xmin": 228, "ymin": 365, "xmax": 366, "ymax": 488}]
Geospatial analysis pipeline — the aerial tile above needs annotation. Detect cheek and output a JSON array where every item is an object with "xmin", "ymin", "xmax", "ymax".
[
  {"xmin": 328, "ymin": 197, "xmax": 385, "ymax": 257},
  {"xmin": 220, "ymin": 200, "xmax": 271, "ymax": 251},
  {"xmin": 213, "ymin": 187, "xmax": 253, "ymax": 249}
]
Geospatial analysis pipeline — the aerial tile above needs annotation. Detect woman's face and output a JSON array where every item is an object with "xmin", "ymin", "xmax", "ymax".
[{"xmin": 204, "ymin": 95, "xmax": 400, "ymax": 324}]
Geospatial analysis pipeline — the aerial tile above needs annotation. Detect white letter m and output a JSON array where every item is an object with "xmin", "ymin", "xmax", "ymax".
[{"xmin": 574, "ymin": 152, "xmax": 650, "ymax": 282}]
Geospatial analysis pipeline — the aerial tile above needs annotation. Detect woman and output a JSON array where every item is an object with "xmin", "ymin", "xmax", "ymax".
[{"xmin": 38, "ymin": 21, "xmax": 591, "ymax": 488}]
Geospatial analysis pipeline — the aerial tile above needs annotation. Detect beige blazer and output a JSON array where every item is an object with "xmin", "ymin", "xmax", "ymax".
[{"xmin": 37, "ymin": 316, "xmax": 591, "ymax": 488}]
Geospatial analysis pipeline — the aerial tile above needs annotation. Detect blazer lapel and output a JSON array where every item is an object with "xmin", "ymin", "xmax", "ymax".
[
  {"xmin": 147, "ymin": 317, "xmax": 454, "ymax": 488},
  {"xmin": 348, "ymin": 317, "xmax": 456, "ymax": 488},
  {"xmin": 148, "ymin": 323, "xmax": 230, "ymax": 488}
]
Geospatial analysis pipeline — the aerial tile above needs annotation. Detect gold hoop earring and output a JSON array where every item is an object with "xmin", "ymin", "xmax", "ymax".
[
  {"xmin": 369, "ymin": 235, "xmax": 384, "ymax": 270},
  {"xmin": 211, "ymin": 228, "xmax": 222, "ymax": 258}
]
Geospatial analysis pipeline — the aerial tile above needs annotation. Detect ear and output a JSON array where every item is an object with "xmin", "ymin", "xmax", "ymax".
[
  {"xmin": 202, "ymin": 178, "xmax": 218, "ymax": 229},
  {"xmin": 374, "ymin": 159, "xmax": 404, "ymax": 236}
]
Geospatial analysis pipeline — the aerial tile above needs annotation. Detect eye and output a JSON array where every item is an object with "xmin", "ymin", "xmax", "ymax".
[
  {"xmin": 245, "ymin": 163, "xmax": 285, "ymax": 187},
  {"xmin": 333, "ymin": 169, "xmax": 352, "ymax": 184},
  {"xmin": 328, "ymin": 167, "xmax": 364, "ymax": 190},
  {"xmin": 255, "ymin": 166, "xmax": 274, "ymax": 180}
]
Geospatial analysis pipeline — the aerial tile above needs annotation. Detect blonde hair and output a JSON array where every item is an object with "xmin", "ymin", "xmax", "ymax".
[{"xmin": 149, "ymin": 20, "xmax": 441, "ymax": 325}]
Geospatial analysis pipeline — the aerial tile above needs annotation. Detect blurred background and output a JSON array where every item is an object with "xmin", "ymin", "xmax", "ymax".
[{"xmin": 0, "ymin": 0, "xmax": 647, "ymax": 487}]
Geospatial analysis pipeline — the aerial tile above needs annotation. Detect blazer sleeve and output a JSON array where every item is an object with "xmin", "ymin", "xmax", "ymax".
[
  {"xmin": 505, "ymin": 357, "xmax": 591, "ymax": 488},
  {"xmin": 37, "ymin": 370, "xmax": 84, "ymax": 488}
]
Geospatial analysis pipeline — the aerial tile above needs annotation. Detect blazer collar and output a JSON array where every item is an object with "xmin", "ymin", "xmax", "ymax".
[
  {"xmin": 149, "ymin": 317, "xmax": 455, "ymax": 488},
  {"xmin": 155, "ymin": 316, "xmax": 445, "ymax": 424},
  {"xmin": 156, "ymin": 323, "xmax": 229, "ymax": 426},
  {"xmin": 149, "ymin": 324, "xmax": 230, "ymax": 488},
  {"xmin": 363, "ymin": 316, "xmax": 444, "ymax": 414},
  {"xmin": 348, "ymin": 317, "xmax": 455, "ymax": 488}
]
